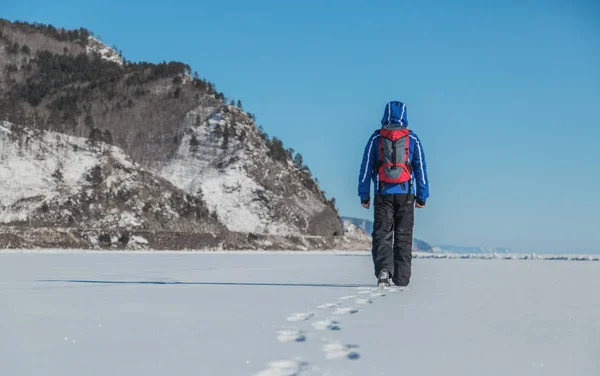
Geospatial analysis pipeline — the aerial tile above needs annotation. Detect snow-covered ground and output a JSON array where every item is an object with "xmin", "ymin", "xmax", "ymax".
[{"xmin": 1, "ymin": 251, "xmax": 598, "ymax": 375}]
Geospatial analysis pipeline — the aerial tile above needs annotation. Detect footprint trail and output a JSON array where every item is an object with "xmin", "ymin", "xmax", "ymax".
[{"xmin": 286, "ymin": 312, "xmax": 314, "ymax": 322}]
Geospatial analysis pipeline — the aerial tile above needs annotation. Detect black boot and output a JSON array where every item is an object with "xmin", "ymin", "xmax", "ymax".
[{"xmin": 377, "ymin": 269, "xmax": 391, "ymax": 287}]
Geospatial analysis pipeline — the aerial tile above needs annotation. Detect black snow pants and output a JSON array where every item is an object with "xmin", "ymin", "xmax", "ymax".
[{"xmin": 372, "ymin": 193, "xmax": 415, "ymax": 286}]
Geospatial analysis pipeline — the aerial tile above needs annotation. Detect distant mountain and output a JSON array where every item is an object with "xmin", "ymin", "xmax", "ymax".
[
  {"xmin": 340, "ymin": 216, "xmax": 433, "ymax": 252},
  {"xmin": 412, "ymin": 238, "xmax": 434, "ymax": 253}
]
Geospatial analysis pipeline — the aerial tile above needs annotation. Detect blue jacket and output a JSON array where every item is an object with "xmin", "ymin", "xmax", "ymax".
[{"xmin": 358, "ymin": 101, "xmax": 429, "ymax": 203}]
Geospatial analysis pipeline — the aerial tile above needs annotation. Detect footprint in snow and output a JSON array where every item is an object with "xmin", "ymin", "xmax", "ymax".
[
  {"xmin": 354, "ymin": 298, "xmax": 373, "ymax": 305},
  {"xmin": 255, "ymin": 360, "xmax": 308, "ymax": 376},
  {"xmin": 385, "ymin": 286, "xmax": 408, "ymax": 292},
  {"xmin": 316, "ymin": 302, "xmax": 340, "ymax": 309},
  {"xmin": 276, "ymin": 329, "xmax": 307, "ymax": 343},
  {"xmin": 321, "ymin": 342, "xmax": 360, "ymax": 360},
  {"xmin": 333, "ymin": 307, "xmax": 358, "ymax": 315},
  {"xmin": 286, "ymin": 312, "xmax": 314, "ymax": 322},
  {"xmin": 357, "ymin": 290, "xmax": 377, "ymax": 295},
  {"xmin": 356, "ymin": 287, "xmax": 379, "ymax": 291},
  {"xmin": 312, "ymin": 319, "xmax": 341, "ymax": 331}
]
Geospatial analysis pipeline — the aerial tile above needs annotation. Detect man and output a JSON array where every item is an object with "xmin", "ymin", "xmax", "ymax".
[{"xmin": 358, "ymin": 101, "xmax": 429, "ymax": 287}]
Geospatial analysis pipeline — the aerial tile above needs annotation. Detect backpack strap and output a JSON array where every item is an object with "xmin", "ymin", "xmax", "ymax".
[{"xmin": 391, "ymin": 139, "xmax": 398, "ymax": 170}]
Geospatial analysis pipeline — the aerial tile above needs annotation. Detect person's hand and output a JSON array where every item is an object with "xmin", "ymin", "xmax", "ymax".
[
  {"xmin": 361, "ymin": 198, "xmax": 370, "ymax": 209},
  {"xmin": 416, "ymin": 200, "xmax": 426, "ymax": 209}
]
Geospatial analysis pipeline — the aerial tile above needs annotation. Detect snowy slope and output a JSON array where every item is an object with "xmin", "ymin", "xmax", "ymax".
[
  {"xmin": 0, "ymin": 121, "xmax": 220, "ymax": 232},
  {"xmin": 159, "ymin": 106, "xmax": 343, "ymax": 236},
  {"xmin": 158, "ymin": 106, "xmax": 288, "ymax": 234},
  {"xmin": 1, "ymin": 251, "xmax": 598, "ymax": 376},
  {"xmin": 341, "ymin": 216, "xmax": 373, "ymax": 234},
  {"xmin": 343, "ymin": 223, "xmax": 371, "ymax": 240},
  {"xmin": 0, "ymin": 121, "xmax": 103, "ymax": 223},
  {"xmin": 86, "ymin": 37, "xmax": 123, "ymax": 65}
]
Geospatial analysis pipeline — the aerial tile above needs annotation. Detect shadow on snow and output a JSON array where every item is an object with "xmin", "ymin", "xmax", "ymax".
[{"xmin": 38, "ymin": 280, "xmax": 369, "ymax": 288}]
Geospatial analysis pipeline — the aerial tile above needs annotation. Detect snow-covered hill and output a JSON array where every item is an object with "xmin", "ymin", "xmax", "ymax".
[
  {"xmin": 0, "ymin": 19, "xmax": 349, "ymax": 249},
  {"xmin": 343, "ymin": 223, "xmax": 372, "ymax": 241},
  {"xmin": 0, "ymin": 121, "xmax": 365, "ymax": 250},
  {"xmin": 341, "ymin": 216, "xmax": 373, "ymax": 234},
  {"xmin": 0, "ymin": 121, "xmax": 221, "ymax": 233},
  {"xmin": 159, "ymin": 105, "xmax": 343, "ymax": 237}
]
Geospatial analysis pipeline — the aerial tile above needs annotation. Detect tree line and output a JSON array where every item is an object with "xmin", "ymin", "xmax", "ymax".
[{"xmin": 0, "ymin": 19, "xmax": 90, "ymax": 44}]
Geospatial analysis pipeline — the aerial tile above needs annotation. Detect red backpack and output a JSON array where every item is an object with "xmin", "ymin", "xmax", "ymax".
[{"xmin": 378, "ymin": 125, "xmax": 412, "ymax": 184}]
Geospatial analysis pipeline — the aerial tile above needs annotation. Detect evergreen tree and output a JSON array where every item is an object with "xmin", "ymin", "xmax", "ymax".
[
  {"xmin": 222, "ymin": 126, "xmax": 230, "ymax": 149},
  {"xmin": 88, "ymin": 127, "xmax": 103, "ymax": 145},
  {"xmin": 189, "ymin": 134, "xmax": 200, "ymax": 152},
  {"xmin": 102, "ymin": 130, "xmax": 113, "ymax": 144},
  {"xmin": 294, "ymin": 153, "xmax": 304, "ymax": 168},
  {"xmin": 287, "ymin": 148, "xmax": 295, "ymax": 159},
  {"xmin": 84, "ymin": 113, "xmax": 95, "ymax": 128}
]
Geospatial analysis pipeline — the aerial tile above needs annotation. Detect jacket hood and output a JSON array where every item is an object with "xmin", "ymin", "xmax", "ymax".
[{"xmin": 381, "ymin": 101, "xmax": 408, "ymax": 126}]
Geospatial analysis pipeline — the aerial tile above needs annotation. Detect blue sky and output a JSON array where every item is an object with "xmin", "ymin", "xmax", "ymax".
[{"xmin": 3, "ymin": 0, "xmax": 599, "ymax": 253}]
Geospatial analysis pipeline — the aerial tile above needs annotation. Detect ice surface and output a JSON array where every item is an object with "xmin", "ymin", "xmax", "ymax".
[{"xmin": 0, "ymin": 251, "xmax": 599, "ymax": 375}]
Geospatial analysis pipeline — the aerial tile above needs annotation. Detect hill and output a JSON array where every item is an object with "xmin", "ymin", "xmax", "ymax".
[{"xmin": 0, "ymin": 19, "xmax": 345, "ymax": 248}]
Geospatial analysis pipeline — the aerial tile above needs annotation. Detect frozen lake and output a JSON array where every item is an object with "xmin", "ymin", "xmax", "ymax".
[{"xmin": 1, "ymin": 251, "xmax": 599, "ymax": 375}]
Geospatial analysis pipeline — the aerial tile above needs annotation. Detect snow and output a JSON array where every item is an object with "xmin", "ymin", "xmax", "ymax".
[
  {"xmin": 200, "ymin": 168, "xmax": 286, "ymax": 233},
  {"xmin": 0, "ymin": 121, "xmax": 154, "ymax": 228},
  {"xmin": 432, "ymin": 245, "xmax": 512, "ymax": 253},
  {"xmin": 276, "ymin": 329, "xmax": 307, "ymax": 343},
  {"xmin": 1, "ymin": 251, "xmax": 598, "ymax": 375},
  {"xmin": 159, "ymin": 108, "xmax": 298, "ymax": 235},
  {"xmin": 0, "ymin": 122, "xmax": 99, "ymax": 223},
  {"xmin": 86, "ymin": 37, "xmax": 123, "ymax": 65},
  {"xmin": 343, "ymin": 223, "xmax": 371, "ymax": 240},
  {"xmin": 412, "ymin": 251, "xmax": 600, "ymax": 261}
]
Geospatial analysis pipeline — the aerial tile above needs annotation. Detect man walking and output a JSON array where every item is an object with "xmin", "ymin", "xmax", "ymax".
[{"xmin": 358, "ymin": 101, "xmax": 429, "ymax": 287}]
